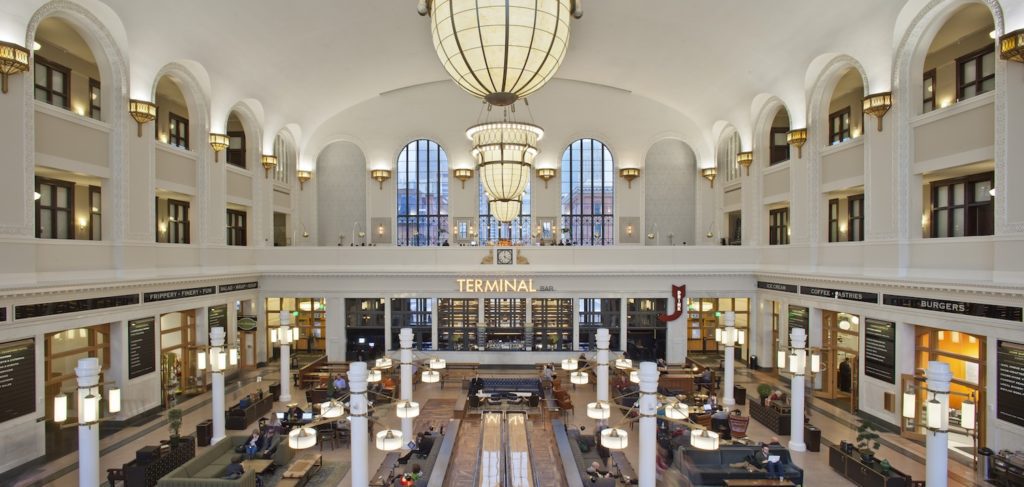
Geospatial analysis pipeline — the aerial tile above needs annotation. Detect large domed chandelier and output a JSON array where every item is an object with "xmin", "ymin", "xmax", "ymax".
[
  {"xmin": 489, "ymin": 198, "xmax": 523, "ymax": 223},
  {"xmin": 418, "ymin": 0, "xmax": 583, "ymax": 107},
  {"xmin": 467, "ymin": 121, "xmax": 543, "ymax": 201}
]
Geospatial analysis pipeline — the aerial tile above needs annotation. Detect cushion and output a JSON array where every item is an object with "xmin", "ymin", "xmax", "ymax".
[
  {"xmin": 685, "ymin": 449, "xmax": 723, "ymax": 465},
  {"xmin": 196, "ymin": 465, "xmax": 226, "ymax": 478}
]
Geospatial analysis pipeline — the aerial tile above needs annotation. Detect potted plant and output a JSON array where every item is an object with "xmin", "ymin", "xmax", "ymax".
[
  {"xmin": 856, "ymin": 419, "xmax": 881, "ymax": 463},
  {"xmin": 879, "ymin": 459, "xmax": 892, "ymax": 475},
  {"xmin": 757, "ymin": 384, "xmax": 772, "ymax": 404},
  {"xmin": 167, "ymin": 408, "xmax": 183, "ymax": 447}
]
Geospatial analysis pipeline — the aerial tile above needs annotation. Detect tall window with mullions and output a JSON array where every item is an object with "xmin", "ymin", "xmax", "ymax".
[
  {"xmin": 561, "ymin": 139, "xmax": 614, "ymax": 245},
  {"xmin": 391, "ymin": 298, "xmax": 433, "ymax": 351},
  {"xmin": 397, "ymin": 139, "xmax": 449, "ymax": 246},
  {"xmin": 578, "ymin": 298, "xmax": 620, "ymax": 351},
  {"xmin": 478, "ymin": 176, "xmax": 530, "ymax": 244}
]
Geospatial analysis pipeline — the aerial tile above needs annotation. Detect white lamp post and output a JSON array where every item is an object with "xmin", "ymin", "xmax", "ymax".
[
  {"xmin": 637, "ymin": 361, "xmax": 659, "ymax": 487},
  {"xmin": 209, "ymin": 327, "xmax": 227, "ymax": 444},
  {"xmin": 75, "ymin": 357, "xmax": 101, "ymax": 487},
  {"xmin": 596, "ymin": 328, "xmax": 611, "ymax": 422},
  {"xmin": 279, "ymin": 311, "xmax": 293, "ymax": 403},
  {"xmin": 720, "ymin": 311, "xmax": 737, "ymax": 406},
  {"xmin": 399, "ymin": 328, "xmax": 414, "ymax": 443},
  {"xmin": 787, "ymin": 328, "xmax": 808, "ymax": 452},
  {"xmin": 349, "ymin": 362, "xmax": 370, "ymax": 487},
  {"xmin": 925, "ymin": 361, "xmax": 952, "ymax": 487}
]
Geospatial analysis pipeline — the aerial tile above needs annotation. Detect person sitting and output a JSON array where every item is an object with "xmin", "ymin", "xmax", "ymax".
[
  {"xmin": 287, "ymin": 404, "xmax": 304, "ymax": 421},
  {"xmin": 264, "ymin": 414, "xmax": 283, "ymax": 435},
  {"xmin": 333, "ymin": 374, "xmax": 348, "ymax": 394},
  {"xmin": 223, "ymin": 455, "xmax": 245, "ymax": 479},
  {"xmin": 695, "ymin": 368, "xmax": 713, "ymax": 387},
  {"xmin": 399, "ymin": 432, "xmax": 436, "ymax": 463},
  {"xmin": 238, "ymin": 394, "xmax": 253, "ymax": 409},
  {"xmin": 236, "ymin": 429, "xmax": 262, "ymax": 457},
  {"xmin": 751, "ymin": 444, "xmax": 784, "ymax": 479},
  {"xmin": 257, "ymin": 430, "xmax": 282, "ymax": 459},
  {"xmin": 586, "ymin": 460, "xmax": 612, "ymax": 481}
]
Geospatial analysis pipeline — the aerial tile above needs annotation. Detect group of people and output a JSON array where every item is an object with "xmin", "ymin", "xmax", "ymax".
[{"xmin": 236, "ymin": 425, "xmax": 282, "ymax": 460}]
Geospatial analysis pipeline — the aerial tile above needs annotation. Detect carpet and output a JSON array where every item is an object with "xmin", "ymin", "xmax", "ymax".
[{"xmin": 261, "ymin": 461, "xmax": 350, "ymax": 487}]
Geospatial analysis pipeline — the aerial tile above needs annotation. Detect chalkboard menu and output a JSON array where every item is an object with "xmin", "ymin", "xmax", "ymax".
[
  {"xmin": 997, "ymin": 341, "xmax": 1024, "ymax": 428},
  {"xmin": 0, "ymin": 339, "xmax": 35, "ymax": 423},
  {"xmin": 863, "ymin": 319, "xmax": 896, "ymax": 384},
  {"xmin": 208, "ymin": 304, "xmax": 228, "ymax": 330},
  {"xmin": 128, "ymin": 318, "xmax": 156, "ymax": 379},
  {"xmin": 788, "ymin": 305, "xmax": 808, "ymax": 329}
]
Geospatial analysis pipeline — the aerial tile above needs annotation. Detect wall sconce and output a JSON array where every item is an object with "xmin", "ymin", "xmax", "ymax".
[
  {"xmin": 209, "ymin": 133, "xmax": 229, "ymax": 162},
  {"xmin": 297, "ymin": 170, "xmax": 312, "ymax": 190},
  {"xmin": 626, "ymin": 223, "xmax": 634, "ymax": 236},
  {"xmin": 0, "ymin": 41, "xmax": 29, "ymax": 94},
  {"xmin": 1000, "ymin": 29, "xmax": 1024, "ymax": 62},
  {"xmin": 863, "ymin": 92, "xmax": 892, "ymax": 132},
  {"xmin": 786, "ymin": 128, "xmax": 807, "ymax": 158},
  {"xmin": 736, "ymin": 152, "xmax": 753, "ymax": 176},
  {"xmin": 619, "ymin": 168, "xmax": 640, "ymax": 189},
  {"xmin": 537, "ymin": 168, "xmax": 556, "ymax": 188},
  {"xmin": 78, "ymin": 217, "xmax": 88, "ymax": 230},
  {"xmin": 701, "ymin": 168, "xmax": 717, "ymax": 188},
  {"xmin": 377, "ymin": 223, "xmax": 385, "ymax": 236},
  {"xmin": 261, "ymin": 155, "xmax": 278, "ymax": 178},
  {"xmin": 371, "ymin": 169, "xmax": 391, "ymax": 189},
  {"xmin": 128, "ymin": 99, "xmax": 158, "ymax": 137},
  {"xmin": 453, "ymin": 168, "xmax": 473, "ymax": 189}
]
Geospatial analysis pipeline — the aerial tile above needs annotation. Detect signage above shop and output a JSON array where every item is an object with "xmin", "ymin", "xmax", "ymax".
[
  {"xmin": 883, "ymin": 294, "xmax": 1023, "ymax": 322},
  {"xmin": 800, "ymin": 286, "xmax": 878, "ymax": 304},
  {"xmin": 658, "ymin": 284, "xmax": 687, "ymax": 322},
  {"xmin": 757, "ymin": 281, "xmax": 798, "ymax": 294},
  {"xmin": 15, "ymin": 293, "xmax": 140, "ymax": 320},
  {"xmin": 144, "ymin": 286, "xmax": 216, "ymax": 303},
  {"xmin": 456, "ymin": 278, "xmax": 539, "ymax": 293},
  {"xmin": 219, "ymin": 281, "xmax": 259, "ymax": 293}
]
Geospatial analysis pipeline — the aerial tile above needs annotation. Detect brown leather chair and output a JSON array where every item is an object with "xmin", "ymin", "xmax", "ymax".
[
  {"xmin": 694, "ymin": 414, "xmax": 712, "ymax": 429},
  {"xmin": 728, "ymin": 415, "xmax": 750, "ymax": 439},
  {"xmin": 552, "ymin": 378, "xmax": 562, "ymax": 390}
]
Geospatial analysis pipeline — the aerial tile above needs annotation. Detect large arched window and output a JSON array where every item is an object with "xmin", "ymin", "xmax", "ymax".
[
  {"xmin": 396, "ymin": 139, "xmax": 449, "ymax": 246},
  {"xmin": 561, "ymin": 139, "xmax": 614, "ymax": 246},
  {"xmin": 479, "ymin": 179, "xmax": 530, "ymax": 244}
]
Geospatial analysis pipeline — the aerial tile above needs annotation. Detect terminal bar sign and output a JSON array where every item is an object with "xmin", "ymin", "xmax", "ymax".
[{"xmin": 457, "ymin": 278, "xmax": 537, "ymax": 293}]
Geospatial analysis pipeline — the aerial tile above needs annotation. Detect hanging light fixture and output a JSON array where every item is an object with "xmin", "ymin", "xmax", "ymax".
[
  {"xmin": 320, "ymin": 400, "xmax": 345, "ymax": 419},
  {"xmin": 53, "ymin": 393, "xmax": 68, "ymax": 423},
  {"xmin": 777, "ymin": 349, "xmax": 786, "ymax": 369},
  {"xmin": 614, "ymin": 358, "xmax": 633, "ymax": 370},
  {"xmin": 289, "ymin": 426, "xmax": 317, "ymax": 449},
  {"xmin": 429, "ymin": 358, "xmax": 447, "ymax": 370},
  {"xmin": 665, "ymin": 402, "xmax": 688, "ymax": 420},
  {"xmin": 108, "ymin": 387, "xmax": 121, "ymax": 414},
  {"xmin": 902, "ymin": 387, "xmax": 916, "ymax": 419},
  {"xmin": 489, "ymin": 198, "xmax": 523, "ymax": 223},
  {"xmin": 690, "ymin": 429, "xmax": 720, "ymax": 450},
  {"xmin": 629, "ymin": 370, "xmax": 640, "ymax": 384},
  {"xmin": 396, "ymin": 400, "xmax": 421, "ymax": 419},
  {"xmin": 367, "ymin": 369, "xmax": 382, "ymax": 383},
  {"xmin": 468, "ymin": 122, "xmax": 543, "ymax": 201},
  {"xmin": 270, "ymin": 328, "xmax": 279, "ymax": 343},
  {"xmin": 376, "ymin": 357, "xmax": 394, "ymax": 369},
  {"xmin": 197, "ymin": 351, "xmax": 207, "ymax": 370},
  {"xmin": 561, "ymin": 358, "xmax": 579, "ymax": 371},
  {"xmin": 422, "ymin": 370, "xmax": 440, "ymax": 383},
  {"xmin": 82, "ymin": 392, "xmax": 100, "ymax": 425},
  {"xmin": 229, "ymin": 347, "xmax": 238, "ymax": 366},
  {"xmin": 600, "ymin": 427, "xmax": 629, "ymax": 450},
  {"xmin": 960, "ymin": 395, "xmax": 976, "ymax": 429},
  {"xmin": 587, "ymin": 401, "xmax": 611, "ymax": 420},
  {"xmin": 376, "ymin": 429, "xmax": 404, "ymax": 451},
  {"xmin": 926, "ymin": 395, "xmax": 942, "ymax": 430},
  {"xmin": 419, "ymin": 0, "xmax": 582, "ymax": 107},
  {"xmin": 570, "ymin": 371, "xmax": 589, "ymax": 385}
]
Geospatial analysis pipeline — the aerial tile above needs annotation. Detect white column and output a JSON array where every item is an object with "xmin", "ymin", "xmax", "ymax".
[
  {"xmin": 399, "ymin": 328, "xmax": 414, "ymax": 443},
  {"xmin": 926, "ymin": 361, "xmax": 952, "ymax": 487},
  {"xmin": 723, "ymin": 311, "xmax": 736, "ymax": 406},
  {"xmin": 788, "ymin": 327, "xmax": 807, "ymax": 452},
  {"xmin": 596, "ymin": 328, "xmax": 610, "ymax": 408},
  {"xmin": 279, "ymin": 311, "xmax": 292, "ymax": 403},
  {"xmin": 326, "ymin": 297, "xmax": 346, "ymax": 362},
  {"xmin": 619, "ymin": 298, "xmax": 628, "ymax": 352},
  {"xmin": 572, "ymin": 298, "xmax": 580, "ymax": 350},
  {"xmin": 384, "ymin": 298, "xmax": 393, "ymax": 351},
  {"xmin": 210, "ymin": 326, "xmax": 227, "ymax": 444},
  {"xmin": 76, "ymin": 357, "xmax": 101, "ymax": 487},
  {"xmin": 637, "ymin": 361, "xmax": 659, "ymax": 487},
  {"xmin": 349, "ymin": 362, "xmax": 370, "ymax": 487},
  {"xmin": 430, "ymin": 299, "xmax": 439, "ymax": 350}
]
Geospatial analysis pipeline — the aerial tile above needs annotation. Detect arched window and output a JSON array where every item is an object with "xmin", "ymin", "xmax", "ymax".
[
  {"xmin": 272, "ymin": 134, "xmax": 294, "ymax": 183},
  {"xmin": 479, "ymin": 178, "xmax": 530, "ymax": 244},
  {"xmin": 561, "ymin": 139, "xmax": 614, "ymax": 246},
  {"xmin": 396, "ymin": 139, "xmax": 449, "ymax": 246},
  {"xmin": 717, "ymin": 132, "xmax": 741, "ymax": 183}
]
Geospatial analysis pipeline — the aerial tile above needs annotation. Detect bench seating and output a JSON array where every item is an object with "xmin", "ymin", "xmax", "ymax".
[
  {"xmin": 672, "ymin": 445, "xmax": 803, "ymax": 486},
  {"xmin": 551, "ymin": 420, "xmax": 586, "ymax": 487},
  {"xmin": 226, "ymin": 395, "xmax": 274, "ymax": 430},
  {"xmin": 747, "ymin": 399, "xmax": 791, "ymax": 435},
  {"xmin": 426, "ymin": 420, "xmax": 461, "ymax": 487},
  {"xmin": 157, "ymin": 436, "xmax": 293, "ymax": 487}
]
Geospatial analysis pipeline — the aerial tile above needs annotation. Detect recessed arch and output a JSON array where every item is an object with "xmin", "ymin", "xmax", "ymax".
[
  {"xmin": 644, "ymin": 138, "xmax": 696, "ymax": 246},
  {"xmin": 806, "ymin": 54, "xmax": 870, "ymax": 149},
  {"xmin": 560, "ymin": 138, "xmax": 614, "ymax": 246},
  {"xmin": 151, "ymin": 61, "xmax": 212, "ymax": 153},
  {"xmin": 396, "ymin": 139, "xmax": 449, "ymax": 246},
  {"xmin": 316, "ymin": 141, "xmax": 367, "ymax": 246}
]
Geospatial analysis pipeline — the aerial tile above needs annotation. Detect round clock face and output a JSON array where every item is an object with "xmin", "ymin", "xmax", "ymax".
[{"xmin": 497, "ymin": 249, "xmax": 513, "ymax": 264}]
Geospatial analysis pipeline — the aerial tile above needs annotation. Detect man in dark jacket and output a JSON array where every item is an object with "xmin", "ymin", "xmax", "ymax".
[{"xmin": 223, "ymin": 455, "xmax": 245, "ymax": 479}]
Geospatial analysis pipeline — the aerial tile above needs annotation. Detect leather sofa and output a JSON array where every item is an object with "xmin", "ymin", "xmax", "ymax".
[
  {"xmin": 157, "ymin": 436, "xmax": 293, "ymax": 486},
  {"xmin": 673, "ymin": 444, "xmax": 804, "ymax": 486},
  {"xmin": 225, "ymin": 394, "xmax": 273, "ymax": 430}
]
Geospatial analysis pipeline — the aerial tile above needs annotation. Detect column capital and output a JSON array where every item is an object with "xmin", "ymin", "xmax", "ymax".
[
  {"xmin": 75, "ymin": 357, "xmax": 101, "ymax": 387},
  {"xmin": 210, "ymin": 326, "xmax": 226, "ymax": 346}
]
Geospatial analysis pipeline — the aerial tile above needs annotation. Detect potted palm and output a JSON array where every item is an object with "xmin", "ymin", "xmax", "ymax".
[
  {"xmin": 757, "ymin": 383, "xmax": 772, "ymax": 404},
  {"xmin": 855, "ymin": 419, "xmax": 881, "ymax": 463},
  {"xmin": 167, "ymin": 408, "xmax": 183, "ymax": 447}
]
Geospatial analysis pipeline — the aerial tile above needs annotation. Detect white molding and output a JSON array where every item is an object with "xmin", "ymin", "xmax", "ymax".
[
  {"xmin": 818, "ymin": 136, "xmax": 865, "ymax": 158},
  {"xmin": 909, "ymin": 91, "xmax": 994, "ymax": 128},
  {"xmin": 34, "ymin": 101, "xmax": 112, "ymax": 133}
]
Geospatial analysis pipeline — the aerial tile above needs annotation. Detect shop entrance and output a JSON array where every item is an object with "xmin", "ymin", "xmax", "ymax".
[
  {"xmin": 159, "ymin": 310, "xmax": 197, "ymax": 408},
  {"xmin": 813, "ymin": 311, "xmax": 860, "ymax": 413}
]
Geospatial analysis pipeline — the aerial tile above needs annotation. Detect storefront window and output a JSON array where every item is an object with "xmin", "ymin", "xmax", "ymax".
[
  {"xmin": 531, "ymin": 298, "xmax": 572, "ymax": 351},
  {"xmin": 392, "ymin": 298, "xmax": 432, "ymax": 350},
  {"xmin": 483, "ymin": 298, "xmax": 527, "ymax": 350},
  {"xmin": 345, "ymin": 298, "xmax": 386, "ymax": 360},
  {"xmin": 579, "ymin": 298, "xmax": 620, "ymax": 351},
  {"xmin": 45, "ymin": 325, "xmax": 110, "ymax": 420},
  {"xmin": 438, "ymin": 298, "xmax": 478, "ymax": 351},
  {"xmin": 626, "ymin": 298, "xmax": 667, "ymax": 360}
]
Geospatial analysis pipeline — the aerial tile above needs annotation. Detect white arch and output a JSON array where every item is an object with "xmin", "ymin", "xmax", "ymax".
[
  {"xmin": 805, "ymin": 54, "xmax": 870, "ymax": 149},
  {"xmin": 150, "ymin": 60, "xmax": 212, "ymax": 135},
  {"xmin": 751, "ymin": 95, "xmax": 793, "ymax": 165}
]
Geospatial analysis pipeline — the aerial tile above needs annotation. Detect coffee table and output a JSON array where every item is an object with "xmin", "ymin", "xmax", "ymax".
[
  {"xmin": 241, "ymin": 458, "xmax": 274, "ymax": 475},
  {"xmin": 723, "ymin": 480, "xmax": 795, "ymax": 486}
]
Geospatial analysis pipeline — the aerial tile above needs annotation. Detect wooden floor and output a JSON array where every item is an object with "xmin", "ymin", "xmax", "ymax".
[{"xmin": 506, "ymin": 413, "xmax": 533, "ymax": 487}]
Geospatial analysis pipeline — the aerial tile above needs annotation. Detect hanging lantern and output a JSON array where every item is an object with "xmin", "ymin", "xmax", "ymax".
[
  {"xmin": 489, "ymin": 198, "xmax": 523, "ymax": 223},
  {"xmin": 715, "ymin": 328, "xmax": 723, "ymax": 343},
  {"xmin": 53, "ymin": 393, "xmax": 68, "ymax": 423},
  {"xmin": 468, "ymin": 122, "xmax": 543, "ymax": 201},
  {"xmin": 788, "ymin": 352, "xmax": 799, "ymax": 374},
  {"xmin": 82, "ymin": 392, "xmax": 100, "ymax": 424},
  {"xmin": 902, "ymin": 389, "xmax": 916, "ymax": 419},
  {"xmin": 570, "ymin": 371, "xmax": 588, "ymax": 385},
  {"xmin": 960, "ymin": 396, "xmax": 976, "ymax": 429},
  {"xmin": 614, "ymin": 358, "xmax": 632, "ymax": 370},
  {"xmin": 422, "ymin": 370, "xmax": 441, "ymax": 383},
  {"xmin": 215, "ymin": 350, "xmax": 228, "ymax": 372},
  {"xmin": 561, "ymin": 358, "xmax": 579, "ymax": 371},
  {"xmin": 376, "ymin": 429, "xmax": 404, "ymax": 451},
  {"xmin": 376, "ymin": 357, "xmax": 393, "ymax": 369},
  {"xmin": 291, "ymin": 327, "xmax": 299, "ymax": 342},
  {"xmin": 600, "ymin": 428, "xmax": 629, "ymax": 450},
  {"xmin": 367, "ymin": 369, "xmax": 382, "ymax": 383},
  {"xmin": 422, "ymin": 0, "xmax": 580, "ymax": 107},
  {"xmin": 926, "ymin": 396, "xmax": 942, "ymax": 430},
  {"xmin": 396, "ymin": 400, "xmax": 421, "ymax": 419},
  {"xmin": 737, "ymin": 330, "xmax": 745, "ymax": 346},
  {"xmin": 664, "ymin": 402, "xmax": 689, "ymax": 420},
  {"xmin": 429, "ymin": 358, "xmax": 447, "ymax": 370},
  {"xmin": 777, "ymin": 349, "xmax": 786, "ymax": 369},
  {"xmin": 691, "ymin": 429, "xmax": 720, "ymax": 450},
  {"xmin": 810, "ymin": 352, "xmax": 821, "ymax": 374},
  {"xmin": 587, "ymin": 401, "xmax": 611, "ymax": 420},
  {"xmin": 270, "ymin": 328, "xmax": 279, "ymax": 343},
  {"xmin": 197, "ymin": 351, "xmax": 207, "ymax": 370},
  {"xmin": 229, "ymin": 347, "xmax": 238, "ymax": 366},
  {"xmin": 629, "ymin": 370, "xmax": 640, "ymax": 384},
  {"xmin": 108, "ymin": 387, "xmax": 121, "ymax": 414},
  {"xmin": 321, "ymin": 400, "xmax": 345, "ymax": 418},
  {"xmin": 289, "ymin": 427, "xmax": 317, "ymax": 449}
]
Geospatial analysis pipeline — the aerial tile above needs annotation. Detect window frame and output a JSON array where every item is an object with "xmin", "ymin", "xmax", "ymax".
[
  {"xmin": 956, "ymin": 46, "xmax": 996, "ymax": 101},
  {"xmin": 88, "ymin": 78, "xmax": 101, "ymax": 121},
  {"xmin": 226, "ymin": 209, "xmax": 247, "ymax": 246},
  {"xmin": 769, "ymin": 127, "xmax": 790, "ymax": 165},
  {"xmin": 829, "ymin": 107, "xmax": 851, "ymax": 145},
  {"xmin": 35, "ymin": 176, "xmax": 75, "ymax": 240},
  {"xmin": 929, "ymin": 172, "xmax": 994, "ymax": 238},
  {"xmin": 33, "ymin": 55, "xmax": 71, "ymax": 109},
  {"xmin": 88, "ymin": 185, "xmax": 101, "ymax": 241},
  {"xmin": 561, "ymin": 138, "xmax": 615, "ymax": 246},
  {"xmin": 168, "ymin": 112, "xmax": 189, "ymax": 150},
  {"xmin": 168, "ymin": 199, "xmax": 190, "ymax": 244},
  {"xmin": 828, "ymin": 198, "xmax": 840, "ymax": 243},
  {"xmin": 847, "ymin": 194, "xmax": 865, "ymax": 242},
  {"xmin": 769, "ymin": 207, "xmax": 790, "ymax": 245},
  {"xmin": 226, "ymin": 130, "xmax": 246, "ymax": 168},
  {"xmin": 922, "ymin": 68, "xmax": 936, "ymax": 113},
  {"xmin": 396, "ymin": 139, "xmax": 449, "ymax": 246}
]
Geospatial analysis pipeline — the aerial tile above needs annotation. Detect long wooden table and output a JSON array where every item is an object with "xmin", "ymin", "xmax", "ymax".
[{"xmin": 723, "ymin": 480, "xmax": 795, "ymax": 486}]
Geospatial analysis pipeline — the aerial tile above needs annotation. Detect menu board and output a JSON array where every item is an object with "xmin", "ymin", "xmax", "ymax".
[
  {"xmin": 208, "ymin": 304, "xmax": 228, "ymax": 330},
  {"xmin": 863, "ymin": 318, "xmax": 896, "ymax": 384},
  {"xmin": 0, "ymin": 339, "xmax": 35, "ymax": 423},
  {"xmin": 128, "ymin": 318, "xmax": 156, "ymax": 379},
  {"xmin": 788, "ymin": 305, "xmax": 808, "ymax": 329},
  {"xmin": 997, "ymin": 341, "xmax": 1024, "ymax": 428}
]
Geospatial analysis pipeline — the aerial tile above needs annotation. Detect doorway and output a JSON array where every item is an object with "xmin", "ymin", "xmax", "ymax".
[
  {"xmin": 159, "ymin": 310, "xmax": 197, "ymax": 407},
  {"xmin": 813, "ymin": 310, "xmax": 860, "ymax": 413},
  {"xmin": 273, "ymin": 212, "xmax": 288, "ymax": 246}
]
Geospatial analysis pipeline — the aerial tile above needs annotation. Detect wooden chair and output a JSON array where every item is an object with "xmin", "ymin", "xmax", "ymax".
[
  {"xmin": 317, "ymin": 424, "xmax": 341, "ymax": 451},
  {"xmin": 106, "ymin": 468, "xmax": 125, "ymax": 487},
  {"xmin": 728, "ymin": 415, "xmax": 750, "ymax": 439},
  {"xmin": 552, "ymin": 378, "xmax": 562, "ymax": 390},
  {"xmin": 694, "ymin": 414, "xmax": 712, "ymax": 429}
]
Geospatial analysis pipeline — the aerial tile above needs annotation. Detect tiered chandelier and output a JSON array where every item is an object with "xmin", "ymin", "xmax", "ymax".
[{"xmin": 421, "ymin": 0, "xmax": 581, "ymax": 223}]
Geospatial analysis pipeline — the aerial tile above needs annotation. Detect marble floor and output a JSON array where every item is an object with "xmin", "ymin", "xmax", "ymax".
[{"xmin": 8, "ymin": 358, "xmax": 991, "ymax": 486}]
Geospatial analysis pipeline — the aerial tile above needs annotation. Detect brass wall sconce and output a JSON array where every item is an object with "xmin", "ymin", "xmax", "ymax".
[
  {"xmin": 453, "ymin": 168, "xmax": 473, "ymax": 188},
  {"xmin": 863, "ymin": 92, "xmax": 892, "ymax": 132},
  {"xmin": 736, "ymin": 152, "xmax": 753, "ymax": 176},
  {"xmin": 536, "ymin": 168, "xmax": 556, "ymax": 188},
  {"xmin": 261, "ymin": 155, "xmax": 278, "ymax": 178},
  {"xmin": 701, "ymin": 167, "xmax": 717, "ymax": 188},
  {"xmin": 128, "ymin": 99, "xmax": 157, "ymax": 137},
  {"xmin": 371, "ymin": 169, "xmax": 391, "ymax": 189},
  {"xmin": 209, "ymin": 133, "xmax": 229, "ymax": 162},
  {"xmin": 297, "ymin": 170, "xmax": 312, "ymax": 190},
  {"xmin": 1000, "ymin": 29, "xmax": 1024, "ymax": 62},
  {"xmin": 786, "ymin": 129, "xmax": 808, "ymax": 158},
  {"xmin": 0, "ymin": 41, "xmax": 29, "ymax": 94},
  {"xmin": 619, "ymin": 168, "xmax": 640, "ymax": 189}
]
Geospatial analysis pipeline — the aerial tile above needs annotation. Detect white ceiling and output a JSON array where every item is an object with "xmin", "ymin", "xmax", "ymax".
[{"xmin": 6, "ymin": 0, "xmax": 1009, "ymax": 159}]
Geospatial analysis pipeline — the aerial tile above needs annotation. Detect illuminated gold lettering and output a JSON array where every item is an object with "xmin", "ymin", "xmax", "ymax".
[
  {"xmin": 474, "ymin": 279, "xmax": 483, "ymax": 292},
  {"xmin": 484, "ymin": 280, "xmax": 499, "ymax": 292},
  {"xmin": 457, "ymin": 279, "xmax": 467, "ymax": 292},
  {"xmin": 528, "ymin": 279, "xmax": 535, "ymax": 292},
  {"xmin": 456, "ymin": 278, "xmax": 541, "ymax": 293}
]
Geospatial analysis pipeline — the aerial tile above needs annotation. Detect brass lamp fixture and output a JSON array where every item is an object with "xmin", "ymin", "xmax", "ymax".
[
  {"xmin": 371, "ymin": 169, "xmax": 391, "ymax": 189},
  {"xmin": 619, "ymin": 168, "xmax": 641, "ymax": 189},
  {"xmin": 863, "ymin": 92, "xmax": 892, "ymax": 132},
  {"xmin": 536, "ymin": 168, "xmax": 556, "ymax": 188},
  {"xmin": 297, "ymin": 170, "xmax": 312, "ymax": 190},
  {"xmin": 701, "ymin": 167, "xmax": 717, "ymax": 188},
  {"xmin": 489, "ymin": 198, "xmax": 522, "ymax": 223},
  {"xmin": 786, "ymin": 128, "xmax": 808, "ymax": 158},
  {"xmin": 128, "ymin": 99, "xmax": 157, "ymax": 137},
  {"xmin": 1000, "ymin": 29, "xmax": 1024, "ymax": 62},
  {"xmin": 736, "ymin": 152, "xmax": 753, "ymax": 176},
  {"xmin": 0, "ymin": 40, "xmax": 30, "ymax": 94},
  {"xmin": 209, "ymin": 133, "xmax": 229, "ymax": 162},
  {"xmin": 260, "ymin": 155, "xmax": 278, "ymax": 178},
  {"xmin": 453, "ymin": 168, "xmax": 474, "ymax": 189}
]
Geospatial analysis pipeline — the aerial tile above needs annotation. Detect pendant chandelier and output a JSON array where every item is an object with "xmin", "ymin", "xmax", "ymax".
[
  {"xmin": 489, "ymin": 198, "xmax": 523, "ymax": 223},
  {"xmin": 467, "ymin": 121, "xmax": 543, "ymax": 202},
  {"xmin": 419, "ymin": 0, "xmax": 583, "ymax": 106}
]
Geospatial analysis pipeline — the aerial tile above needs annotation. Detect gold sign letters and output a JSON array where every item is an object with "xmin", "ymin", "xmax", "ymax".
[{"xmin": 457, "ymin": 278, "xmax": 537, "ymax": 293}]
